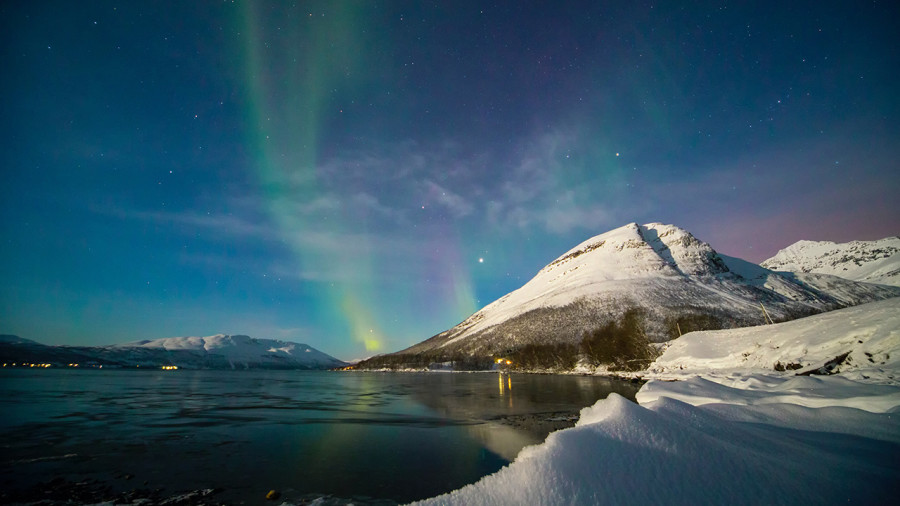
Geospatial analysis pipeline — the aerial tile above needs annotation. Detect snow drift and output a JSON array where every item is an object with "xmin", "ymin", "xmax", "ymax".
[
  {"xmin": 411, "ymin": 299, "xmax": 900, "ymax": 505},
  {"xmin": 412, "ymin": 390, "xmax": 899, "ymax": 506}
]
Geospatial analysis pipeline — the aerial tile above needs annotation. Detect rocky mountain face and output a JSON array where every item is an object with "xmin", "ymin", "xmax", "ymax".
[
  {"xmin": 0, "ymin": 334, "xmax": 347, "ymax": 370},
  {"xmin": 379, "ymin": 223, "xmax": 900, "ymax": 363},
  {"xmin": 761, "ymin": 237, "xmax": 900, "ymax": 287}
]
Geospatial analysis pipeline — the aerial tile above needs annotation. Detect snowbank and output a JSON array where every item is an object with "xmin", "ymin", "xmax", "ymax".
[
  {"xmin": 637, "ymin": 374, "xmax": 900, "ymax": 413},
  {"xmin": 647, "ymin": 297, "xmax": 900, "ymax": 382},
  {"xmin": 412, "ymin": 299, "xmax": 900, "ymax": 505},
  {"xmin": 412, "ymin": 386, "xmax": 899, "ymax": 505},
  {"xmin": 413, "ymin": 377, "xmax": 900, "ymax": 506}
]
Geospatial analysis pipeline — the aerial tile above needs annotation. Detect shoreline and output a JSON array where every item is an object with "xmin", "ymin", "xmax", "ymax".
[{"xmin": 342, "ymin": 366, "xmax": 647, "ymax": 382}]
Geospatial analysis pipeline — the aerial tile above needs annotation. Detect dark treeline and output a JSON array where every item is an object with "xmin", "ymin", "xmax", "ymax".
[
  {"xmin": 355, "ymin": 352, "xmax": 494, "ymax": 371},
  {"xmin": 355, "ymin": 308, "xmax": 660, "ymax": 372},
  {"xmin": 507, "ymin": 343, "xmax": 579, "ymax": 371},
  {"xmin": 580, "ymin": 309, "xmax": 657, "ymax": 371}
]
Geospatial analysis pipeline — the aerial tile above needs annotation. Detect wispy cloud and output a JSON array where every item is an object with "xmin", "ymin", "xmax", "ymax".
[
  {"xmin": 422, "ymin": 180, "xmax": 474, "ymax": 218},
  {"xmin": 481, "ymin": 129, "xmax": 623, "ymax": 235},
  {"xmin": 110, "ymin": 206, "xmax": 279, "ymax": 242},
  {"xmin": 306, "ymin": 129, "xmax": 628, "ymax": 236},
  {"xmin": 539, "ymin": 191, "xmax": 613, "ymax": 234},
  {"xmin": 106, "ymin": 127, "xmax": 635, "ymax": 284}
]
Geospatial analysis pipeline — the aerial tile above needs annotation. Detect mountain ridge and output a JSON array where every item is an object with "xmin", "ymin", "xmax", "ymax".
[
  {"xmin": 0, "ymin": 334, "xmax": 347, "ymax": 370},
  {"xmin": 761, "ymin": 236, "xmax": 900, "ymax": 287},
  {"xmin": 371, "ymin": 222, "xmax": 900, "ymax": 366}
]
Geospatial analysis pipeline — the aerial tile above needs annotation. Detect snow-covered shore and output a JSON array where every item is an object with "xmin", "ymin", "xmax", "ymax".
[
  {"xmin": 412, "ymin": 298, "xmax": 900, "ymax": 505},
  {"xmin": 646, "ymin": 297, "xmax": 899, "ymax": 383}
]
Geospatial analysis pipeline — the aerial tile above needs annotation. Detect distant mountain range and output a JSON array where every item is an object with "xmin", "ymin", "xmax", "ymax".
[
  {"xmin": 6, "ymin": 225, "xmax": 898, "ymax": 373},
  {"xmin": 361, "ymin": 223, "xmax": 900, "ymax": 368},
  {"xmin": 761, "ymin": 236, "xmax": 900, "ymax": 287},
  {"xmin": 0, "ymin": 334, "xmax": 347, "ymax": 370}
]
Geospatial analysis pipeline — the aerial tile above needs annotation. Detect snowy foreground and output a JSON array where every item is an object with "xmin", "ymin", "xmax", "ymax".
[{"xmin": 412, "ymin": 299, "xmax": 900, "ymax": 505}]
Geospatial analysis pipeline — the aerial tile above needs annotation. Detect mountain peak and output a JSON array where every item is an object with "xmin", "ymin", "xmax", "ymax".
[
  {"xmin": 638, "ymin": 223, "xmax": 728, "ymax": 276},
  {"xmin": 539, "ymin": 222, "xmax": 726, "ymax": 282},
  {"xmin": 762, "ymin": 236, "xmax": 900, "ymax": 287},
  {"xmin": 390, "ymin": 222, "xmax": 900, "ymax": 361}
]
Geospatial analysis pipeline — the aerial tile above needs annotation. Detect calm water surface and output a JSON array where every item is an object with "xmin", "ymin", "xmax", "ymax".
[{"xmin": 0, "ymin": 369, "xmax": 640, "ymax": 504}]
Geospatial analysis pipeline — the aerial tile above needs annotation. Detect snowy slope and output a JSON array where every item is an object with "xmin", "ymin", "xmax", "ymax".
[
  {"xmin": 398, "ymin": 223, "xmax": 900, "ymax": 358},
  {"xmin": 646, "ymin": 297, "xmax": 900, "ymax": 382},
  {"xmin": 413, "ymin": 298, "xmax": 900, "ymax": 506},
  {"xmin": 761, "ymin": 236, "xmax": 900, "ymax": 286}
]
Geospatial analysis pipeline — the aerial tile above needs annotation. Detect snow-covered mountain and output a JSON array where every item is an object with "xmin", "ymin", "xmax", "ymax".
[
  {"xmin": 113, "ymin": 334, "xmax": 347, "ymax": 369},
  {"xmin": 393, "ymin": 223, "xmax": 900, "ymax": 359},
  {"xmin": 0, "ymin": 334, "xmax": 347, "ymax": 370},
  {"xmin": 761, "ymin": 236, "xmax": 900, "ymax": 287}
]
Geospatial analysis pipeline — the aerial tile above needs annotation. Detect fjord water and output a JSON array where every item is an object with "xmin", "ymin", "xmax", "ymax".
[{"xmin": 0, "ymin": 369, "xmax": 640, "ymax": 504}]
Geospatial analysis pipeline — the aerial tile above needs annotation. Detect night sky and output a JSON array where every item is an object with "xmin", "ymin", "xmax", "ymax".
[{"xmin": 2, "ymin": 1, "xmax": 898, "ymax": 359}]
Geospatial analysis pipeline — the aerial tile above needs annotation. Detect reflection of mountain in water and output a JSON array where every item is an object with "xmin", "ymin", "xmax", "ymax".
[{"xmin": 411, "ymin": 373, "xmax": 642, "ymax": 460}]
